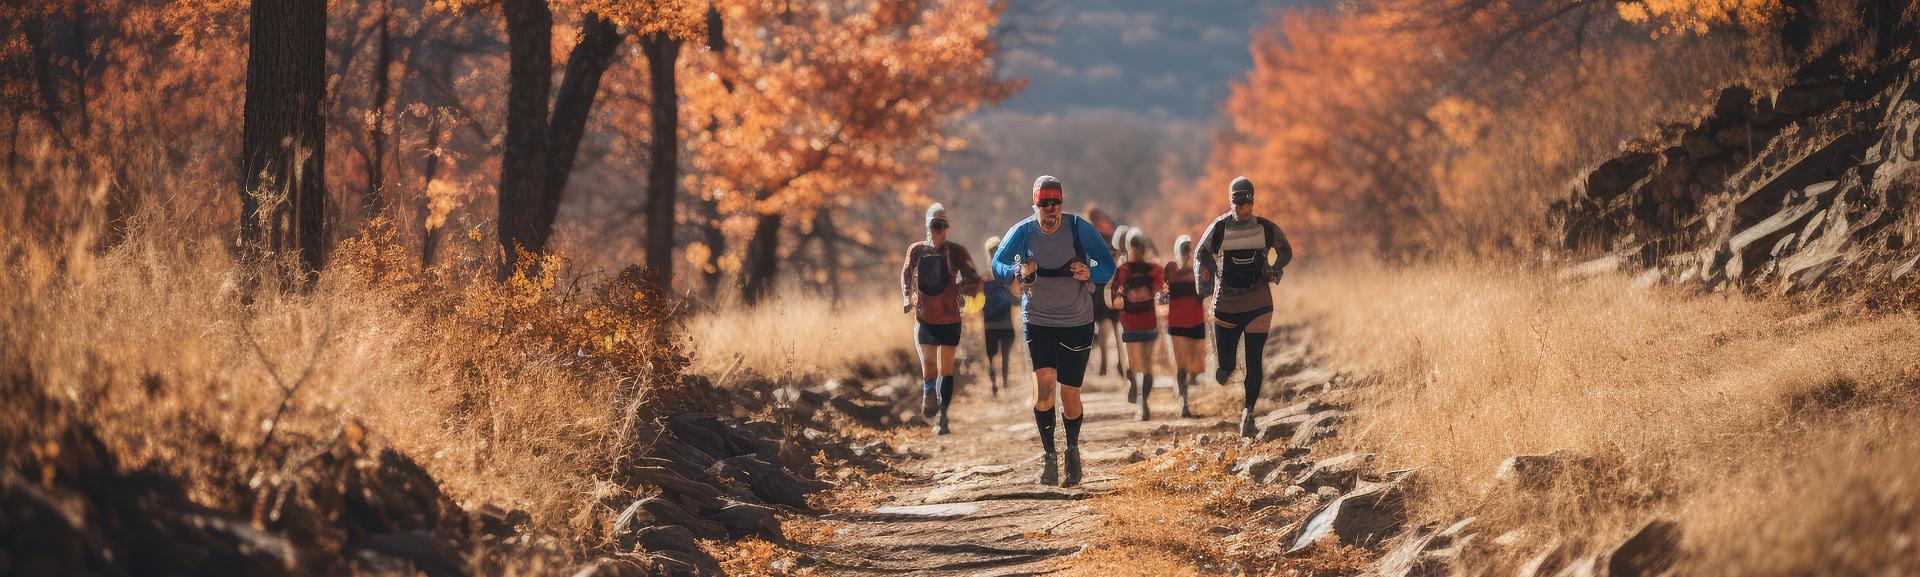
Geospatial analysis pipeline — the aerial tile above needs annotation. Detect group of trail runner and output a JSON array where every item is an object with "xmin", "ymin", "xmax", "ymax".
[{"xmin": 900, "ymin": 174, "xmax": 1292, "ymax": 486}]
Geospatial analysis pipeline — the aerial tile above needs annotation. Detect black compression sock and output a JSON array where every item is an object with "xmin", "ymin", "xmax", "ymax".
[
  {"xmin": 1243, "ymin": 331, "xmax": 1269, "ymax": 411},
  {"xmin": 1215, "ymin": 324, "xmax": 1244, "ymax": 376},
  {"xmin": 1063, "ymin": 415, "xmax": 1083, "ymax": 450},
  {"xmin": 1177, "ymin": 369, "xmax": 1187, "ymax": 387},
  {"xmin": 1035, "ymin": 409, "xmax": 1057, "ymax": 454},
  {"xmin": 938, "ymin": 375, "xmax": 956, "ymax": 411}
]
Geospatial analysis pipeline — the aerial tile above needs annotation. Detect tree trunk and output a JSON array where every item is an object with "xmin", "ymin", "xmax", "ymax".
[
  {"xmin": 497, "ymin": 4, "xmax": 623, "ymax": 277},
  {"xmin": 816, "ymin": 210, "xmax": 842, "ymax": 304},
  {"xmin": 239, "ymin": 0, "xmax": 329, "ymax": 283},
  {"xmin": 543, "ymin": 14, "xmax": 622, "ymax": 197},
  {"xmin": 740, "ymin": 212, "xmax": 783, "ymax": 305},
  {"xmin": 364, "ymin": 0, "xmax": 392, "ymax": 219},
  {"xmin": 496, "ymin": 0, "xmax": 554, "ymax": 276},
  {"xmin": 698, "ymin": 195, "xmax": 727, "ymax": 299},
  {"xmin": 418, "ymin": 122, "xmax": 442, "ymax": 269},
  {"xmin": 640, "ymin": 32, "xmax": 682, "ymax": 286}
]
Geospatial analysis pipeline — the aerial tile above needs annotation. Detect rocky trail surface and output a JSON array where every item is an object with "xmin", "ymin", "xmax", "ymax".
[{"xmin": 783, "ymin": 326, "xmax": 1375, "ymax": 577}]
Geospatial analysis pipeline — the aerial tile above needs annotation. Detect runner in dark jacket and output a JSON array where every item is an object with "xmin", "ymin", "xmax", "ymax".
[{"xmin": 1194, "ymin": 177, "xmax": 1293, "ymax": 438}]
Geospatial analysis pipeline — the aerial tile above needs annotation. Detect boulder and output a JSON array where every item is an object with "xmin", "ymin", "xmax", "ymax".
[
  {"xmin": 1607, "ymin": 519, "xmax": 1682, "ymax": 577},
  {"xmin": 706, "ymin": 456, "xmax": 820, "ymax": 509},
  {"xmin": 1288, "ymin": 411, "xmax": 1345, "ymax": 447},
  {"xmin": 614, "ymin": 496, "xmax": 724, "ymax": 538},
  {"xmin": 625, "ymin": 466, "xmax": 725, "ymax": 510},
  {"xmin": 825, "ymin": 396, "xmax": 897, "ymax": 428},
  {"xmin": 1373, "ymin": 517, "xmax": 1475, "ymax": 577},
  {"xmin": 1254, "ymin": 412, "xmax": 1312, "ymax": 442},
  {"xmin": 1494, "ymin": 450, "xmax": 1586, "ymax": 492},
  {"xmin": 349, "ymin": 531, "xmax": 466, "ymax": 577},
  {"xmin": 1231, "ymin": 455, "xmax": 1284, "ymax": 482},
  {"xmin": 624, "ymin": 525, "xmax": 721, "ymax": 577},
  {"xmin": 471, "ymin": 504, "xmax": 530, "ymax": 540},
  {"xmin": 705, "ymin": 500, "xmax": 781, "ymax": 539},
  {"xmin": 1286, "ymin": 479, "xmax": 1408, "ymax": 554},
  {"xmin": 1295, "ymin": 452, "xmax": 1372, "ymax": 492}
]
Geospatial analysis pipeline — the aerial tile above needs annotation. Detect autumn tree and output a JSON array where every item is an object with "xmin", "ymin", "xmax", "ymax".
[
  {"xmin": 1190, "ymin": 0, "xmax": 1798, "ymax": 257},
  {"xmin": 682, "ymin": 0, "xmax": 1016, "ymax": 304},
  {"xmin": 494, "ymin": 0, "xmax": 703, "ymax": 277},
  {"xmin": 239, "ymin": 0, "xmax": 329, "ymax": 280}
]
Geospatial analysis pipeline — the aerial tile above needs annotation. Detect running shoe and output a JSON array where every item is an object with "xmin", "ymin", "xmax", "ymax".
[
  {"xmin": 1062, "ymin": 448, "xmax": 1082, "ymax": 487},
  {"xmin": 1038, "ymin": 452, "xmax": 1060, "ymax": 486}
]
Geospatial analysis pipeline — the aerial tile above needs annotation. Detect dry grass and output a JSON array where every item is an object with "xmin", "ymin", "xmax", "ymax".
[
  {"xmin": 2, "ymin": 175, "xmax": 691, "ymax": 560},
  {"xmin": 686, "ymin": 290, "xmax": 915, "ymax": 379},
  {"xmin": 1064, "ymin": 444, "xmax": 1375, "ymax": 577},
  {"xmin": 1277, "ymin": 259, "xmax": 1920, "ymax": 575}
]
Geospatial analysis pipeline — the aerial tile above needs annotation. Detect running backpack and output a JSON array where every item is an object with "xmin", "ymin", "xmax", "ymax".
[
  {"xmin": 1166, "ymin": 265, "xmax": 1199, "ymax": 299},
  {"xmin": 916, "ymin": 244, "xmax": 951, "ymax": 296},
  {"xmin": 1120, "ymin": 263, "xmax": 1156, "ymax": 313},
  {"xmin": 1207, "ymin": 218, "xmax": 1275, "ymax": 290}
]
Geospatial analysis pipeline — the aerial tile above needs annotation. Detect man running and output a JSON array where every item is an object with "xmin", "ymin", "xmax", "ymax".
[
  {"xmin": 979, "ymin": 235, "xmax": 1019, "ymax": 397},
  {"xmin": 1108, "ymin": 228, "xmax": 1165, "ymax": 421},
  {"xmin": 900, "ymin": 203, "xmax": 982, "ymax": 435},
  {"xmin": 1195, "ymin": 176, "xmax": 1293, "ymax": 438},
  {"xmin": 992, "ymin": 176, "xmax": 1116, "ymax": 487},
  {"xmin": 1164, "ymin": 235, "xmax": 1207, "ymax": 418}
]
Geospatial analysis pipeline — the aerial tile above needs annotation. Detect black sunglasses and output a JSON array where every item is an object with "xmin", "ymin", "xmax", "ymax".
[
  {"xmin": 1036, "ymin": 198, "xmax": 1063, "ymax": 208},
  {"xmin": 929, "ymin": 221, "xmax": 949, "ymax": 230}
]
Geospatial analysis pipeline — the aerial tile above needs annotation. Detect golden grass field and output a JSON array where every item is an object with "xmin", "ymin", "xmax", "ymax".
[
  {"xmin": 2, "ymin": 192, "xmax": 690, "ymax": 560},
  {"xmin": 1275, "ymin": 260, "xmax": 1920, "ymax": 575}
]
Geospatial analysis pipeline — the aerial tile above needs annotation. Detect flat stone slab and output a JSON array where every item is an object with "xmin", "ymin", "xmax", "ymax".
[
  {"xmin": 870, "ymin": 502, "xmax": 983, "ymax": 519},
  {"xmin": 923, "ymin": 481, "xmax": 1087, "ymax": 505}
]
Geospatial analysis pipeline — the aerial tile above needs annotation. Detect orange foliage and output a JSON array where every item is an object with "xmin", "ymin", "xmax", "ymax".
[
  {"xmin": 682, "ymin": 0, "xmax": 1018, "ymax": 229},
  {"xmin": 1188, "ymin": 0, "xmax": 1785, "ymax": 257}
]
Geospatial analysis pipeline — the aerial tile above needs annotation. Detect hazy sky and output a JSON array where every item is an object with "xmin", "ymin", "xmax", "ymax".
[{"xmin": 995, "ymin": 0, "xmax": 1323, "ymax": 118}]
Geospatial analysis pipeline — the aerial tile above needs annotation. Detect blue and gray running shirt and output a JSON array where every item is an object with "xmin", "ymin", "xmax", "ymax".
[{"xmin": 990, "ymin": 214, "xmax": 1117, "ymax": 328}]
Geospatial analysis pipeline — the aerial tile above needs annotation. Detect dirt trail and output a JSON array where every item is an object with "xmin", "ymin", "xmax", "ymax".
[{"xmin": 794, "ymin": 361, "xmax": 1244, "ymax": 576}]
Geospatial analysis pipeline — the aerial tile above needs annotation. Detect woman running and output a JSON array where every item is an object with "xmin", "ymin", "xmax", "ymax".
[
  {"xmin": 900, "ymin": 203, "xmax": 983, "ymax": 435},
  {"xmin": 980, "ymin": 235, "xmax": 1019, "ymax": 397},
  {"xmin": 1108, "ymin": 228, "xmax": 1166, "ymax": 421},
  {"xmin": 1164, "ymin": 235, "xmax": 1207, "ymax": 418},
  {"xmin": 1195, "ymin": 176, "xmax": 1293, "ymax": 438},
  {"xmin": 992, "ymin": 175, "xmax": 1116, "ymax": 487}
]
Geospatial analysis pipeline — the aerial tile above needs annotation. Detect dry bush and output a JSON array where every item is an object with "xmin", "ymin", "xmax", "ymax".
[
  {"xmin": 685, "ymin": 289, "xmax": 915, "ymax": 379},
  {"xmin": 1278, "ymin": 260, "xmax": 1920, "ymax": 574},
  {"xmin": 1, "ymin": 173, "xmax": 691, "ymax": 556}
]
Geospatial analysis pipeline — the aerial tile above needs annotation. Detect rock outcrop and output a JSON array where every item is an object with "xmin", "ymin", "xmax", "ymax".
[{"xmin": 1556, "ymin": 48, "xmax": 1920, "ymax": 299}]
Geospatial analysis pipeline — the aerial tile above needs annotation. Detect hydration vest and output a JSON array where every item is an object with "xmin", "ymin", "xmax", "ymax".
[
  {"xmin": 1207, "ymin": 218, "xmax": 1275, "ymax": 290},
  {"xmin": 1119, "ymin": 262, "xmax": 1156, "ymax": 313},
  {"xmin": 916, "ymin": 244, "xmax": 951, "ymax": 296},
  {"xmin": 1032, "ymin": 217, "xmax": 1088, "ymax": 278}
]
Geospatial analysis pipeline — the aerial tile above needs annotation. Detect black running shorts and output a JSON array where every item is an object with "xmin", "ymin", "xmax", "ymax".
[
  {"xmin": 1167, "ymin": 324, "xmax": 1207, "ymax": 340},
  {"xmin": 916, "ymin": 321, "xmax": 962, "ymax": 347},
  {"xmin": 1025, "ymin": 322, "xmax": 1095, "ymax": 387}
]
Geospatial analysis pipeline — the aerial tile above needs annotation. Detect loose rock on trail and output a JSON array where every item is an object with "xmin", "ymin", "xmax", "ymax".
[{"xmin": 777, "ymin": 325, "xmax": 1373, "ymax": 576}]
